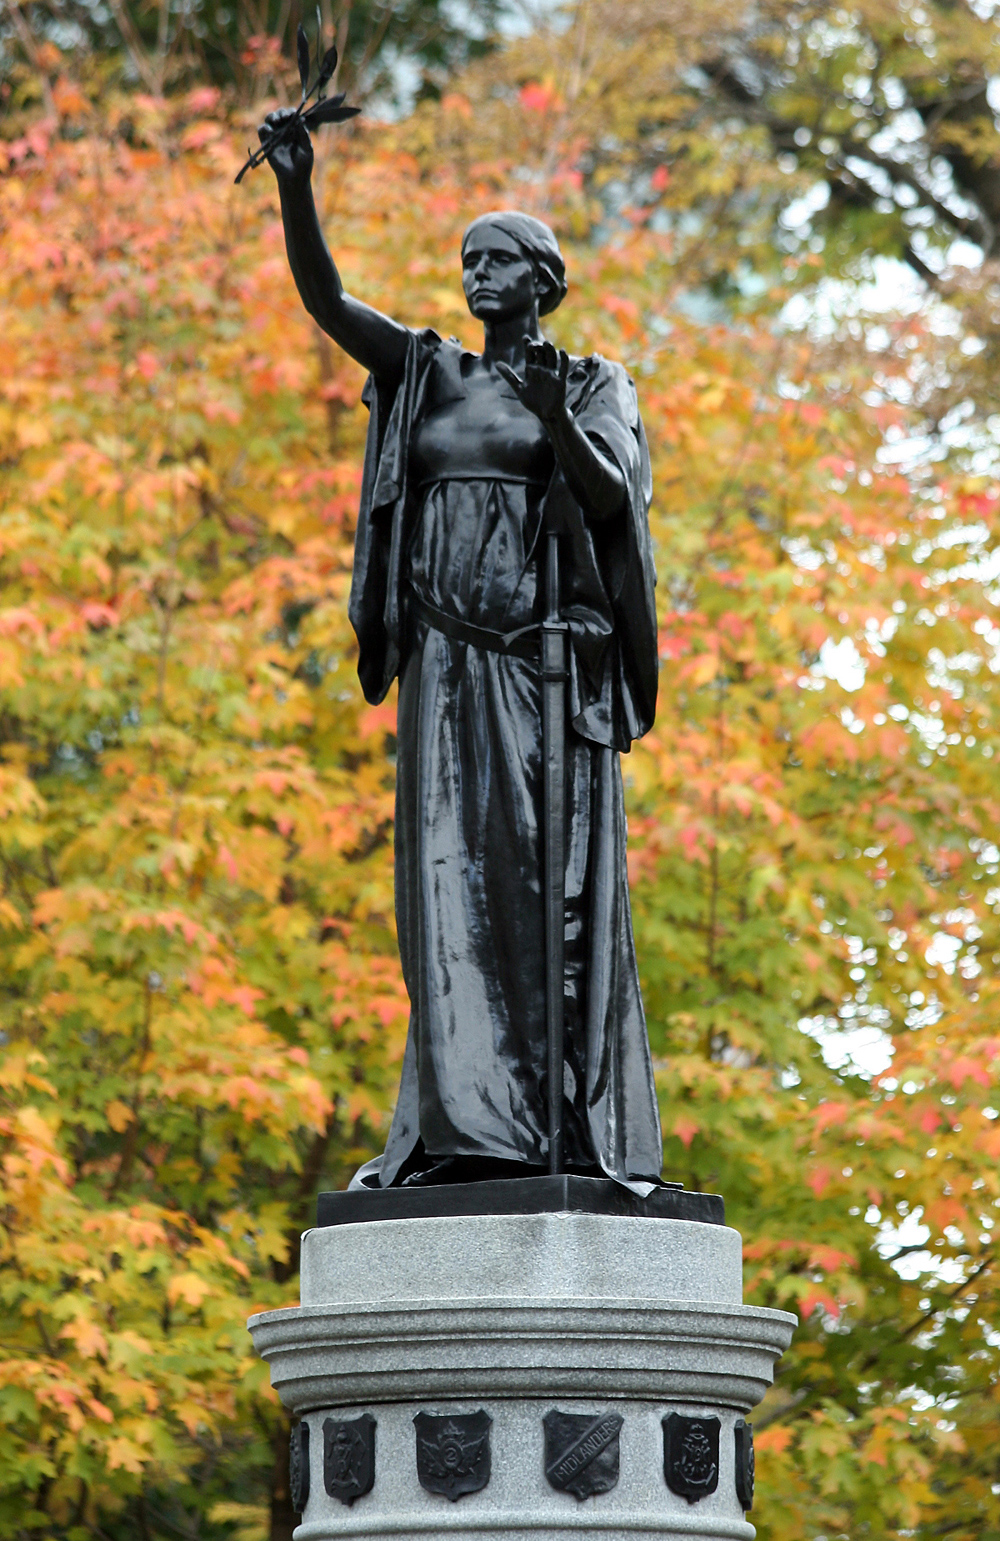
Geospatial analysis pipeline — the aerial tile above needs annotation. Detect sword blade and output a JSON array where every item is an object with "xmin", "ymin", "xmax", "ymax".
[{"xmin": 542, "ymin": 531, "xmax": 567, "ymax": 1176}]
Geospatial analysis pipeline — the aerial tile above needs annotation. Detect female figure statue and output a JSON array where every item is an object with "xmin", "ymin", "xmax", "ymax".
[{"xmin": 261, "ymin": 111, "xmax": 663, "ymax": 1190}]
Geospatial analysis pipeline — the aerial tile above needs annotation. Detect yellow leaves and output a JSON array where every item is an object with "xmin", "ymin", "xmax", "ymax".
[
  {"xmin": 0, "ymin": 1048, "xmax": 54, "ymax": 1096},
  {"xmin": 166, "ymin": 1272, "xmax": 215, "ymax": 1310},
  {"xmin": 859, "ymin": 1407, "xmax": 915, "ymax": 1471},
  {"xmin": 33, "ymin": 884, "xmax": 111, "ymax": 927},
  {"xmin": 14, "ymin": 416, "xmax": 52, "ymax": 450},
  {"xmin": 2, "ymin": 1104, "xmax": 69, "ymax": 1186},
  {"xmin": 682, "ymin": 650, "xmax": 719, "ymax": 688},
  {"xmin": 695, "ymin": 383, "xmax": 727, "ymax": 414},
  {"xmin": 430, "ymin": 288, "xmax": 466, "ymax": 316},
  {"xmin": 266, "ymin": 501, "xmax": 301, "ymax": 538},
  {"xmin": 1, "ymin": 62, "xmax": 999, "ymax": 1541},
  {"xmin": 105, "ymin": 1099, "xmax": 135, "ymax": 1133},
  {"xmin": 208, "ymin": 1502, "xmax": 269, "ymax": 1541},
  {"xmin": 105, "ymin": 1435, "xmax": 149, "ymax": 1474}
]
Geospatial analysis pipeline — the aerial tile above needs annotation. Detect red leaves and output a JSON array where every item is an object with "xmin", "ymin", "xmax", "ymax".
[
  {"xmin": 518, "ymin": 81, "xmax": 564, "ymax": 114},
  {"xmin": 945, "ymin": 1055, "xmax": 992, "ymax": 1090},
  {"xmin": 919, "ymin": 1105, "xmax": 942, "ymax": 1135},
  {"xmin": 798, "ymin": 1283, "xmax": 840, "ymax": 1320},
  {"xmin": 813, "ymin": 1102, "xmax": 851, "ymax": 1134},
  {"xmin": 672, "ymin": 1115, "xmax": 700, "ymax": 1148},
  {"xmin": 807, "ymin": 1165, "xmax": 834, "ymax": 1198},
  {"xmin": 4, "ymin": 58, "xmax": 1000, "ymax": 1541}
]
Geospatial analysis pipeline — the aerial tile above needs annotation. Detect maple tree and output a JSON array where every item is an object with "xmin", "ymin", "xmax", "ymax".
[
  {"xmin": 2, "ymin": 3, "xmax": 1000, "ymax": 1538},
  {"xmin": 2, "ymin": 0, "xmax": 505, "ymax": 110}
]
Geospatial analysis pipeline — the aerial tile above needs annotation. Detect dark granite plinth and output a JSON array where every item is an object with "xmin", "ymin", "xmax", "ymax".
[{"xmin": 316, "ymin": 1175, "xmax": 724, "ymax": 1228}]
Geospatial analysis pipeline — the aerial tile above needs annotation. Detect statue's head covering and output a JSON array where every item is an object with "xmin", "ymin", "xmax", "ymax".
[{"xmin": 461, "ymin": 211, "xmax": 568, "ymax": 316}]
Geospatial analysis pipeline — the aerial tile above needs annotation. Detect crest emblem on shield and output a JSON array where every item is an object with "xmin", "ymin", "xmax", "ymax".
[
  {"xmin": 663, "ymin": 1413, "xmax": 720, "ymax": 1504},
  {"xmin": 323, "ymin": 1414, "xmax": 376, "ymax": 1506},
  {"xmin": 543, "ymin": 1409, "xmax": 623, "ymax": 1500},
  {"xmin": 413, "ymin": 1410, "xmax": 492, "ymax": 1501},
  {"xmin": 734, "ymin": 1418, "xmax": 755, "ymax": 1511},
  {"xmin": 289, "ymin": 1421, "xmax": 310, "ymax": 1514}
]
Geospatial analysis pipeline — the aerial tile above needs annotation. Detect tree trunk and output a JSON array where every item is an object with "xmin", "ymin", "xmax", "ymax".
[{"xmin": 270, "ymin": 1418, "xmax": 296, "ymax": 1541}]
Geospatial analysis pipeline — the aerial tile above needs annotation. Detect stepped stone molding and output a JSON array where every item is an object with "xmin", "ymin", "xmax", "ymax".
[{"xmin": 249, "ymin": 1211, "xmax": 795, "ymax": 1541}]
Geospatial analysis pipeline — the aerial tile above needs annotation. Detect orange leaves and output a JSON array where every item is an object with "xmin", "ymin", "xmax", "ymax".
[
  {"xmin": 58, "ymin": 1317, "xmax": 110, "ymax": 1361},
  {"xmin": 600, "ymin": 292, "xmax": 641, "ymax": 340},
  {"xmin": 808, "ymin": 1245, "xmax": 856, "ymax": 1274},
  {"xmin": 755, "ymin": 1425, "xmax": 795, "ymax": 1455},
  {"xmin": 679, "ymin": 648, "xmax": 719, "ymax": 688},
  {"xmin": 2, "ymin": 52, "xmax": 1000, "ymax": 1541},
  {"xmin": 360, "ymin": 699, "xmax": 398, "ymax": 740}
]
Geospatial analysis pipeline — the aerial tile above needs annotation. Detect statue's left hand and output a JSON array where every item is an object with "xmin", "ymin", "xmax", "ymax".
[{"xmin": 496, "ymin": 338, "xmax": 569, "ymax": 423}]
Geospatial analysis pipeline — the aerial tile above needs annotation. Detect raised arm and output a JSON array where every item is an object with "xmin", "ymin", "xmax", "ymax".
[{"xmin": 260, "ymin": 110, "xmax": 408, "ymax": 386}]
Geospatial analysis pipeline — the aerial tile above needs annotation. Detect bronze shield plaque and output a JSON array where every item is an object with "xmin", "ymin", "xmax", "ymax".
[
  {"xmin": 663, "ymin": 1413, "xmax": 720, "ymax": 1504},
  {"xmin": 543, "ymin": 1409, "xmax": 623, "ymax": 1500},
  {"xmin": 289, "ymin": 1421, "xmax": 310, "ymax": 1514},
  {"xmin": 735, "ymin": 1418, "xmax": 755, "ymax": 1511},
  {"xmin": 413, "ymin": 1410, "xmax": 492, "ymax": 1501},
  {"xmin": 323, "ymin": 1413, "xmax": 376, "ymax": 1507}
]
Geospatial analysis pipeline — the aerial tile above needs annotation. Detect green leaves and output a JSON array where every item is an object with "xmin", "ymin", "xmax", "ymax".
[
  {"xmin": 0, "ymin": 93, "xmax": 404, "ymax": 1538},
  {"xmin": 4, "ymin": 13, "xmax": 1000, "ymax": 1538}
]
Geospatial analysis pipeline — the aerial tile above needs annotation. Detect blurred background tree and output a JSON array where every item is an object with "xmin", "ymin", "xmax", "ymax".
[
  {"xmin": 2, "ymin": 3, "xmax": 1000, "ymax": 1541},
  {"xmin": 0, "ymin": 0, "xmax": 508, "ymax": 109}
]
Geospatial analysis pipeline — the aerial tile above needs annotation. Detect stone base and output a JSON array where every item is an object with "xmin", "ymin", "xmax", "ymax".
[
  {"xmin": 249, "ymin": 1207, "xmax": 795, "ymax": 1541},
  {"xmin": 316, "ymin": 1175, "xmax": 724, "ymax": 1228}
]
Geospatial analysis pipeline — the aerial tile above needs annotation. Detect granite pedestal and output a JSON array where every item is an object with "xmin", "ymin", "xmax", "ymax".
[{"xmin": 248, "ymin": 1180, "xmax": 795, "ymax": 1541}]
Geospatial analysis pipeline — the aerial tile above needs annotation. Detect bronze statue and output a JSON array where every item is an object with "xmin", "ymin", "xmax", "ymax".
[{"xmin": 260, "ymin": 109, "xmax": 663, "ymax": 1190}]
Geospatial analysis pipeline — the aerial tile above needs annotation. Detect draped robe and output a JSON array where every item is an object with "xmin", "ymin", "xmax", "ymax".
[{"xmin": 348, "ymin": 328, "xmax": 663, "ymax": 1189}]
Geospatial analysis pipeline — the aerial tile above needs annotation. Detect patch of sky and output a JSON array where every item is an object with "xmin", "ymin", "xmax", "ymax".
[
  {"xmin": 815, "ymin": 636, "xmax": 866, "ymax": 691},
  {"xmin": 875, "ymin": 1206, "xmax": 967, "ymax": 1284},
  {"xmin": 799, "ymin": 1012, "xmax": 894, "ymax": 1079},
  {"xmin": 672, "ymin": 289, "xmax": 730, "ymax": 325},
  {"xmin": 367, "ymin": 0, "xmax": 554, "ymax": 117}
]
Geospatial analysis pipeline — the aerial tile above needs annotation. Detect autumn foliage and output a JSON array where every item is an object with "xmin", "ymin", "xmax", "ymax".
[{"xmin": 3, "ymin": 6, "xmax": 1000, "ymax": 1538}]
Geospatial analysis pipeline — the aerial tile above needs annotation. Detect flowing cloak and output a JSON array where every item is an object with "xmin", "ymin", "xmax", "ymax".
[{"xmin": 348, "ymin": 327, "xmax": 663, "ymax": 1189}]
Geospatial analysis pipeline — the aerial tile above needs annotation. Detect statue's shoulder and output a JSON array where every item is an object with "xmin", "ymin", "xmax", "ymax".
[
  {"xmin": 361, "ymin": 327, "xmax": 446, "ymax": 409},
  {"xmin": 567, "ymin": 352, "xmax": 640, "ymax": 427},
  {"xmin": 426, "ymin": 334, "xmax": 468, "ymax": 404}
]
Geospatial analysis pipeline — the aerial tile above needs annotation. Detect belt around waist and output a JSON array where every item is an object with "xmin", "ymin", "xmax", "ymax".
[
  {"xmin": 415, "ymin": 472, "xmax": 550, "ymax": 490},
  {"xmin": 410, "ymin": 594, "xmax": 540, "ymax": 660}
]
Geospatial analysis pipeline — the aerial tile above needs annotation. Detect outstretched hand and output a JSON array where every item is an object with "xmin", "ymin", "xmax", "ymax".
[
  {"xmin": 496, "ymin": 338, "xmax": 569, "ymax": 423},
  {"xmin": 257, "ymin": 108, "xmax": 314, "ymax": 185}
]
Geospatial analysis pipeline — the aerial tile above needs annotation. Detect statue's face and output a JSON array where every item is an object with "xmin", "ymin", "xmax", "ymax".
[{"xmin": 461, "ymin": 228, "xmax": 537, "ymax": 321}]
